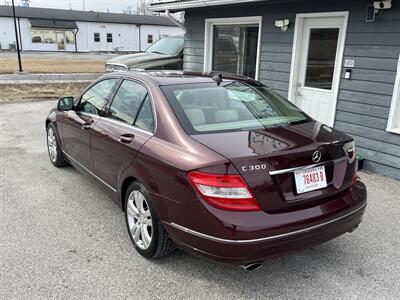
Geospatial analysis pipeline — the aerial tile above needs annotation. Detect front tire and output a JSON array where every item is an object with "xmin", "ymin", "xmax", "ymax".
[
  {"xmin": 46, "ymin": 124, "xmax": 67, "ymax": 167},
  {"xmin": 125, "ymin": 182, "xmax": 175, "ymax": 259}
]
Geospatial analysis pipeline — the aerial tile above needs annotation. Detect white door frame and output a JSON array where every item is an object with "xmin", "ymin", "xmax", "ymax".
[
  {"xmin": 204, "ymin": 16, "xmax": 263, "ymax": 80},
  {"xmin": 387, "ymin": 53, "xmax": 400, "ymax": 134},
  {"xmin": 288, "ymin": 11, "xmax": 349, "ymax": 126}
]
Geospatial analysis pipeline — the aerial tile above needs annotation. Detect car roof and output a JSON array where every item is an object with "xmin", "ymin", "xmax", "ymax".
[{"xmin": 106, "ymin": 70, "xmax": 259, "ymax": 86}]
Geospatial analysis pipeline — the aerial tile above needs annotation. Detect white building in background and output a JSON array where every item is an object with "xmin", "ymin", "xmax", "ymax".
[{"xmin": 0, "ymin": 5, "xmax": 184, "ymax": 52}]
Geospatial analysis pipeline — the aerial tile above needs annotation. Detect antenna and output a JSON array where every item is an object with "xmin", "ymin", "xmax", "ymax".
[{"xmin": 212, "ymin": 74, "xmax": 223, "ymax": 86}]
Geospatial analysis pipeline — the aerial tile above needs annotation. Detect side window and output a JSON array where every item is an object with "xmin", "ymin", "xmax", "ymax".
[
  {"xmin": 107, "ymin": 33, "xmax": 113, "ymax": 43},
  {"xmin": 135, "ymin": 95, "xmax": 155, "ymax": 132},
  {"xmin": 108, "ymin": 80, "xmax": 148, "ymax": 125},
  {"xmin": 79, "ymin": 79, "xmax": 118, "ymax": 115}
]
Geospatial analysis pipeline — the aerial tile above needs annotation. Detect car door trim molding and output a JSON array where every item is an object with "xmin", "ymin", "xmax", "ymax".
[
  {"xmin": 165, "ymin": 203, "xmax": 366, "ymax": 244},
  {"xmin": 63, "ymin": 151, "xmax": 117, "ymax": 193},
  {"xmin": 268, "ymin": 156, "xmax": 347, "ymax": 176}
]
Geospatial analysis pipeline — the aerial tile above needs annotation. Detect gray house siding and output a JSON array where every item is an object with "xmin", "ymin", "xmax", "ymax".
[{"xmin": 183, "ymin": 0, "xmax": 400, "ymax": 180}]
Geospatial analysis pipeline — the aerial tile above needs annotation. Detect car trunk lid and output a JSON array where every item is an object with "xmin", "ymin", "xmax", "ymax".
[{"xmin": 191, "ymin": 121, "xmax": 355, "ymax": 213}]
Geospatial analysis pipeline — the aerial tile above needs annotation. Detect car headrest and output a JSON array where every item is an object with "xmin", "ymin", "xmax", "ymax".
[
  {"xmin": 215, "ymin": 109, "xmax": 239, "ymax": 123},
  {"xmin": 195, "ymin": 88, "xmax": 230, "ymax": 108},
  {"xmin": 179, "ymin": 91, "xmax": 196, "ymax": 106},
  {"xmin": 184, "ymin": 108, "xmax": 206, "ymax": 126}
]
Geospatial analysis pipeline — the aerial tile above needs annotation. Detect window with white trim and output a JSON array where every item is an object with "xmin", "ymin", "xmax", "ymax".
[
  {"xmin": 387, "ymin": 54, "xmax": 400, "ymax": 134},
  {"xmin": 204, "ymin": 16, "xmax": 262, "ymax": 80}
]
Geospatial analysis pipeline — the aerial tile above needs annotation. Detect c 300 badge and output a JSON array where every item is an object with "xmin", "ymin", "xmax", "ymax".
[{"xmin": 241, "ymin": 164, "xmax": 267, "ymax": 172}]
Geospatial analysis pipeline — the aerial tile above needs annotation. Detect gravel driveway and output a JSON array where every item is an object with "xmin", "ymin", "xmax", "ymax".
[{"xmin": 0, "ymin": 101, "xmax": 399, "ymax": 299}]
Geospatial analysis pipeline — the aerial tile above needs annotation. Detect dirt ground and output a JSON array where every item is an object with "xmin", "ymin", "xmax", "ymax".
[
  {"xmin": 0, "ymin": 51, "xmax": 115, "ymax": 74},
  {"xmin": 0, "ymin": 82, "xmax": 92, "ymax": 102}
]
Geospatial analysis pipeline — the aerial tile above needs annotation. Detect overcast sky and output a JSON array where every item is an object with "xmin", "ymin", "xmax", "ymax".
[{"xmin": 22, "ymin": 0, "xmax": 141, "ymax": 13}]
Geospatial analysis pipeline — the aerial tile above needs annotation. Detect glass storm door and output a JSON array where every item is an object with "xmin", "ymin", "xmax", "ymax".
[
  {"xmin": 293, "ymin": 16, "xmax": 345, "ymax": 126},
  {"xmin": 212, "ymin": 24, "xmax": 259, "ymax": 78}
]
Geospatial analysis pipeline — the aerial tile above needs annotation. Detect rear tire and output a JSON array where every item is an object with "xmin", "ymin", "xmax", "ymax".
[
  {"xmin": 46, "ymin": 124, "xmax": 67, "ymax": 168},
  {"xmin": 125, "ymin": 182, "xmax": 175, "ymax": 258}
]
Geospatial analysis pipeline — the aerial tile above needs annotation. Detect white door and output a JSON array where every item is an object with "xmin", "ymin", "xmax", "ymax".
[{"xmin": 290, "ymin": 14, "xmax": 347, "ymax": 126}]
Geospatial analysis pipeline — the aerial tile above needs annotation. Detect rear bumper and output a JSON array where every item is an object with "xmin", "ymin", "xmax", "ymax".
[{"xmin": 163, "ymin": 181, "xmax": 367, "ymax": 264}]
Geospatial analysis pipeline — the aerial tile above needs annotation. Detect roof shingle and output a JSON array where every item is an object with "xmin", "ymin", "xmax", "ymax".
[{"xmin": 0, "ymin": 5, "xmax": 176, "ymax": 27}]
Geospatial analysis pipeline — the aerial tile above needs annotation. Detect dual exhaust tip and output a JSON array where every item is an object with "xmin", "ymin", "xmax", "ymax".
[{"xmin": 240, "ymin": 262, "xmax": 263, "ymax": 271}]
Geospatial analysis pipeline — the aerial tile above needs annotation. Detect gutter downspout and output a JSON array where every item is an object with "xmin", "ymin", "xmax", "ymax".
[
  {"xmin": 74, "ymin": 27, "xmax": 79, "ymax": 53},
  {"xmin": 138, "ymin": 24, "xmax": 141, "ymax": 52},
  {"xmin": 17, "ymin": 17, "xmax": 22, "ymax": 51},
  {"xmin": 165, "ymin": 10, "xmax": 185, "ymax": 29}
]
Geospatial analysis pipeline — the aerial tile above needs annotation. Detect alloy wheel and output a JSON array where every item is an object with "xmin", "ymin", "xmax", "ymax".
[
  {"xmin": 126, "ymin": 190, "xmax": 153, "ymax": 250},
  {"xmin": 47, "ymin": 127, "xmax": 58, "ymax": 163}
]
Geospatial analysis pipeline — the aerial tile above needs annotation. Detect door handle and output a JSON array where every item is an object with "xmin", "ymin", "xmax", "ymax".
[
  {"xmin": 81, "ymin": 116, "xmax": 93, "ymax": 130},
  {"xmin": 119, "ymin": 134, "xmax": 135, "ymax": 144},
  {"xmin": 82, "ymin": 123, "xmax": 92, "ymax": 130}
]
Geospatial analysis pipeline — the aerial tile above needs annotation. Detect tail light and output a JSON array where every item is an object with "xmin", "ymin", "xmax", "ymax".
[{"xmin": 187, "ymin": 171, "xmax": 261, "ymax": 212}]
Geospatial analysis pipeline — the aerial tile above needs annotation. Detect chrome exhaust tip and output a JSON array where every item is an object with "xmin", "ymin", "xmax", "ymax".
[{"xmin": 240, "ymin": 262, "xmax": 263, "ymax": 271}]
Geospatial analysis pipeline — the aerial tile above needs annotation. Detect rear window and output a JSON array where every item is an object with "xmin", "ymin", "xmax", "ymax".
[{"xmin": 161, "ymin": 81, "xmax": 309, "ymax": 134}]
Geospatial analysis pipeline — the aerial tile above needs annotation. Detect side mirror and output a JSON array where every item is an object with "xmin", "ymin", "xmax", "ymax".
[{"xmin": 57, "ymin": 96, "xmax": 74, "ymax": 111}]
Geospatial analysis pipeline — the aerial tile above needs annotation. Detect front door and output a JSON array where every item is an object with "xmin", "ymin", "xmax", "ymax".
[
  {"xmin": 291, "ymin": 14, "xmax": 347, "ymax": 126},
  {"xmin": 61, "ymin": 78, "xmax": 119, "ymax": 172}
]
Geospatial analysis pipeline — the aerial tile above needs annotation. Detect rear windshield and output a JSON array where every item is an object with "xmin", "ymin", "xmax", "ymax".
[{"xmin": 161, "ymin": 81, "xmax": 310, "ymax": 134}]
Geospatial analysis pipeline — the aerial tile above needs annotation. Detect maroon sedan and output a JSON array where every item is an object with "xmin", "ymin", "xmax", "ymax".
[{"xmin": 46, "ymin": 71, "xmax": 366, "ymax": 269}]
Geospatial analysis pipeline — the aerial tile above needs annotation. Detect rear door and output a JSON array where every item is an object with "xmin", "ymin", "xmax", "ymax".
[
  {"xmin": 91, "ymin": 79, "xmax": 155, "ymax": 190},
  {"xmin": 61, "ymin": 78, "xmax": 119, "ymax": 171}
]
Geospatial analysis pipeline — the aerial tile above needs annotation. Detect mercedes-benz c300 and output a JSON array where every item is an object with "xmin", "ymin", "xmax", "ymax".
[{"xmin": 46, "ymin": 71, "xmax": 367, "ymax": 268}]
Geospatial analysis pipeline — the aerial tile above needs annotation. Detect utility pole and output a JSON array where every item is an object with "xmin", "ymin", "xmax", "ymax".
[
  {"xmin": 82, "ymin": 0, "xmax": 86, "ymax": 11},
  {"xmin": 11, "ymin": 0, "xmax": 23, "ymax": 72}
]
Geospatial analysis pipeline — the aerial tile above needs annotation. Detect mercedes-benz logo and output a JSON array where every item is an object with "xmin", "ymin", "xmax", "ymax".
[{"xmin": 312, "ymin": 151, "xmax": 322, "ymax": 163}]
